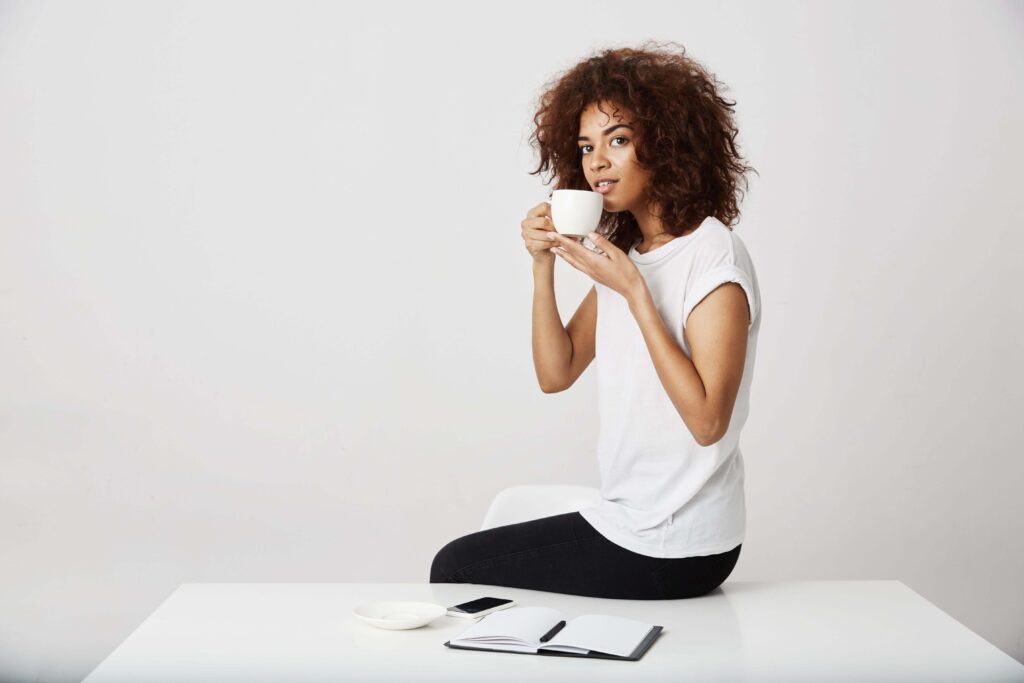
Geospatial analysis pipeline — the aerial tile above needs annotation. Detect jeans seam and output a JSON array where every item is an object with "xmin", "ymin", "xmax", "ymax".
[{"xmin": 453, "ymin": 535, "xmax": 603, "ymax": 580}]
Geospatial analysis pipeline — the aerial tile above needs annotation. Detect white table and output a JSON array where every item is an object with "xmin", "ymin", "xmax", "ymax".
[{"xmin": 82, "ymin": 581, "xmax": 1024, "ymax": 682}]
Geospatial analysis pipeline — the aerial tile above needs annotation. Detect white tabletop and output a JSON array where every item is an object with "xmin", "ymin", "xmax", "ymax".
[{"xmin": 82, "ymin": 581, "xmax": 1024, "ymax": 682}]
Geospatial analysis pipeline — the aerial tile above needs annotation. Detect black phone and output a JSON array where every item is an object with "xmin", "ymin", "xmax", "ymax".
[{"xmin": 446, "ymin": 596, "xmax": 516, "ymax": 618}]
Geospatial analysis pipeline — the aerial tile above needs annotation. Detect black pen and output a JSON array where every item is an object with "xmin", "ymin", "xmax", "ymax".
[{"xmin": 539, "ymin": 620, "xmax": 566, "ymax": 643}]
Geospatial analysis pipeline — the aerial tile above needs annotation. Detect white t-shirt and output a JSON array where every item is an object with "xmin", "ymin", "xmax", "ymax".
[{"xmin": 578, "ymin": 215, "xmax": 761, "ymax": 559}]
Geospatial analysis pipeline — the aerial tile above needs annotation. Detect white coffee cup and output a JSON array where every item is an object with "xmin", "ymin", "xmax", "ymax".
[{"xmin": 550, "ymin": 189, "xmax": 603, "ymax": 239}]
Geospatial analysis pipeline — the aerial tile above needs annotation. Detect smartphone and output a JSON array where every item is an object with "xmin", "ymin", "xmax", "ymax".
[{"xmin": 445, "ymin": 596, "xmax": 516, "ymax": 619}]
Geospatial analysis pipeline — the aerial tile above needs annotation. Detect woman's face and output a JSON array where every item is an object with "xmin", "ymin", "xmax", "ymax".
[{"xmin": 577, "ymin": 100, "xmax": 652, "ymax": 214}]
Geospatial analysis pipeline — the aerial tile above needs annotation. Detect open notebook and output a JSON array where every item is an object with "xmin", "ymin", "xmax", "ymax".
[{"xmin": 443, "ymin": 606, "xmax": 663, "ymax": 661}]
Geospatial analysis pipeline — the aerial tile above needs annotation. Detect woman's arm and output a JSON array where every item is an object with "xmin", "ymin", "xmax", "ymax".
[
  {"xmin": 626, "ymin": 280, "xmax": 749, "ymax": 446},
  {"xmin": 531, "ymin": 259, "xmax": 573, "ymax": 393},
  {"xmin": 531, "ymin": 262, "xmax": 597, "ymax": 393}
]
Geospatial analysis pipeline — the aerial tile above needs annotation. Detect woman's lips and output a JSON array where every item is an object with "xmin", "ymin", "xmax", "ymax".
[{"xmin": 596, "ymin": 181, "xmax": 618, "ymax": 195}]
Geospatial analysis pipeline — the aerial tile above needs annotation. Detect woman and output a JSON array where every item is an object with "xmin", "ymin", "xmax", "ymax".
[{"xmin": 430, "ymin": 41, "xmax": 760, "ymax": 600}]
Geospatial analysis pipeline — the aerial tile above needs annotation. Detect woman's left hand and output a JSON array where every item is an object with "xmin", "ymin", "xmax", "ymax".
[{"xmin": 550, "ymin": 232, "xmax": 645, "ymax": 302}]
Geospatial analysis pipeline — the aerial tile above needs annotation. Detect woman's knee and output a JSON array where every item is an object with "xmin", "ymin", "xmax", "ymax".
[{"xmin": 429, "ymin": 538, "xmax": 466, "ymax": 583}]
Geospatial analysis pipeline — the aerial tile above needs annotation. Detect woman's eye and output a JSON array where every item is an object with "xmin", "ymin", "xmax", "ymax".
[{"xmin": 579, "ymin": 137, "xmax": 628, "ymax": 155}]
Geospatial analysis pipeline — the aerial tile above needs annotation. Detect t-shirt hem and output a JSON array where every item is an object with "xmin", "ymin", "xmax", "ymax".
[{"xmin": 579, "ymin": 508, "xmax": 744, "ymax": 559}]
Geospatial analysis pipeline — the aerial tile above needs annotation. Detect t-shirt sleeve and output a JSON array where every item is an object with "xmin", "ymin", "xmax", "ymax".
[{"xmin": 681, "ymin": 244, "xmax": 759, "ymax": 329}]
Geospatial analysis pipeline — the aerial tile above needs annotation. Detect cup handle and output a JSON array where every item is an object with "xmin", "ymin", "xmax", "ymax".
[{"xmin": 546, "ymin": 199, "xmax": 559, "ymax": 235}]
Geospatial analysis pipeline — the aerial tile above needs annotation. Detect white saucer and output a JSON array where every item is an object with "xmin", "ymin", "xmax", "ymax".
[{"xmin": 353, "ymin": 601, "xmax": 447, "ymax": 630}]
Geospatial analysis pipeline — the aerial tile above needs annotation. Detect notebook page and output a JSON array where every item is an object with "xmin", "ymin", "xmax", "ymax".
[
  {"xmin": 450, "ymin": 606, "xmax": 563, "ymax": 649},
  {"xmin": 539, "ymin": 614, "xmax": 654, "ymax": 658}
]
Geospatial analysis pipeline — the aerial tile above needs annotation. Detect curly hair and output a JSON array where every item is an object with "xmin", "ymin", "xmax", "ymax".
[{"xmin": 527, "ymin": 40, "xmax": 757, "ymax": 253}]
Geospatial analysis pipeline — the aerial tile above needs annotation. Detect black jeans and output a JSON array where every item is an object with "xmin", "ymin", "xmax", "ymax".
[{"xmin": 430, "ymin": 511, "xmax": 741, "ymax": 600}]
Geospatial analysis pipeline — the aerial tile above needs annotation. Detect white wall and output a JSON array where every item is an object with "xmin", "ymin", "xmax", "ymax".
[{"xmin": 1, "ymin": 1, "xmax": 1021, "ymax": 681}]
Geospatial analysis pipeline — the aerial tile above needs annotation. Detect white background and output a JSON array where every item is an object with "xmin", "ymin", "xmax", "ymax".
[{"xmin": 1, "ymin": 1, "xmax": 1021, "ymax": 681}]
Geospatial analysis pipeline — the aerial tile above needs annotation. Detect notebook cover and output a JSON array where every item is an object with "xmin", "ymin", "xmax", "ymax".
[{"xmin": 443, "ymin": 624, "xmax": 663, "ymax": 662}]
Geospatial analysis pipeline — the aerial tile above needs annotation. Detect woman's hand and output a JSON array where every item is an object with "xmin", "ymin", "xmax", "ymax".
[
  {"xmin": 550, "ymin": 232, "xmax": 646, "ymax": 302},
  {"xmin": 520, "ymin": 202, "xmax": 558, "ymax": 265}
]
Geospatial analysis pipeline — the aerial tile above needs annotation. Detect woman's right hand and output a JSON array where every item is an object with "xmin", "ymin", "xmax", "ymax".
[{"xmin": 521, "ymin": 201, "xmax": 559, "ymax": 264}]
